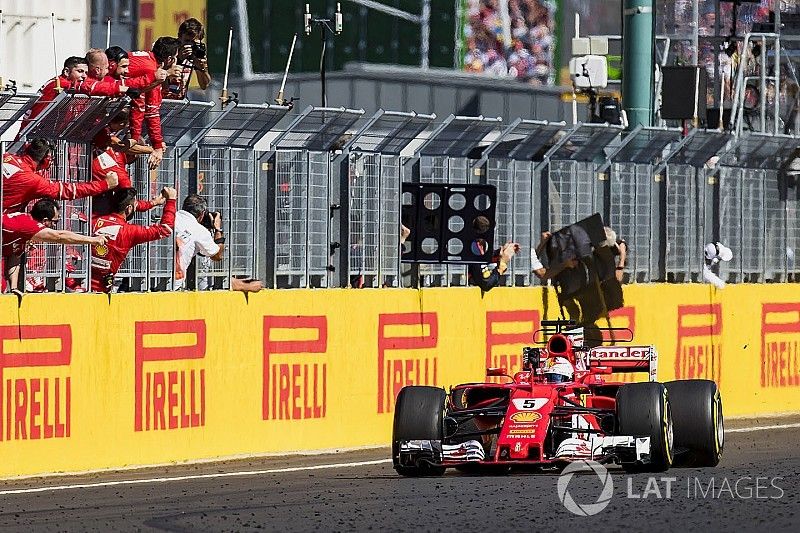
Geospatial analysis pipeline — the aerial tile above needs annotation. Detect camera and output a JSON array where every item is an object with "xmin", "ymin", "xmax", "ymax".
[
  {"xmin": 191, "ymin": 41, "xmax": 207, "ymax": 60},
  {"xmin": 569, "ymin": 55, "xmax": 608, "ymax": 89},
  {"xmin": 201, "ymin": 210, "xmax": 221, "ymax": 230}
]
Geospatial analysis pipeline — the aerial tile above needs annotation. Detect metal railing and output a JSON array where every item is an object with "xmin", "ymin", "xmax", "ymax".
[
  {"xmin": 1, "ymin": 90, "xmax": 799, "ymax": 293},
  {"xmin": 410, "ymin": 115, "xmax": 503, "ymax": 287},
  {"xmin": 341, "ymin": 110, "xmax": 435, "ymax": 288}
]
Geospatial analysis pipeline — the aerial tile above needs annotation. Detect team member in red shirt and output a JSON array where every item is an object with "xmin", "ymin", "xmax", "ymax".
[
  {"xmin": 105, "ymin": 46, "xmax": 172, "ymax": 93},
  {"xmin": 84, "ymin": 48, "xmax": 140, "ymax": 97},
  {"xmin": 18, "ymin": 57, "xmax": 90, "ymax": 133},
  {"xmin": 127, "ymin": 37, "xmax": 181, "ymax": 170},
  {"xmin": 104, "ymin": 46, "xmax": 170, "ymax": 92},
  {"xmin": 2, "ymin": 199, "xmax": 107, "ymax": 291},
  {"xmin": 90, "ymin": 186, "xmax": 177, "ymax": 293},
  {"xmin": 1, "ymin": 139, "xmax": 119, "ymax": 214},
  {"xmin": 91, "ymin": 108, "xmax": 164, "ymax": 215}
]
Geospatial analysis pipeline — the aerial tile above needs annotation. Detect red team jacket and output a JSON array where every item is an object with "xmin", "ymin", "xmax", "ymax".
[
  {"xmin": 102, "ymin": 66, "xmax": 156, "ymax": 90},
  {"xmin": 90, "ymin": 198, "xmax": 176, "ymax": 292},
  {"xmin": 19, "ymin": 75, "xmax": 86, "ymax": 132},
  {"xmin": 20, "ymin": 74, "xmax": 127, "ymax": 132},
  {"xmin": 82, "ymin": 74, "xmax": 126, "ymax": 97},
  {"xmin": 126, "ymin": 51, "xmax": 166, "ymax": 149},
  {"xmin": 91, "ymin": 131, "xmax": 155, "ymax": 214},
  {"xmin": 1, "ymin": 212, "xmax": 45, "ymax": 258},
  {"xmin": 1, "ymin": 153, "xmax": 111, "ymax": 214}
]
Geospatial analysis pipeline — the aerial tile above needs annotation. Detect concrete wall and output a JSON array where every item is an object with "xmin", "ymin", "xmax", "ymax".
[{"xmin": 2, "ymin": 284, "xmax": 798, "ymax": 478}]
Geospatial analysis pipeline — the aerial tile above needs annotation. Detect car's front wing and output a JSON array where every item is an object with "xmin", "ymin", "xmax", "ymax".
[{"xmin": 397, "ymin": 436, "xmax": 651, "ymax": 468}]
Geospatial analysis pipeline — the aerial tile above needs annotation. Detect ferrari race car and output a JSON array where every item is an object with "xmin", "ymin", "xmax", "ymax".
[{"xmin": 392, "ymin": 320, "xmax": 724, "ymax": 476}]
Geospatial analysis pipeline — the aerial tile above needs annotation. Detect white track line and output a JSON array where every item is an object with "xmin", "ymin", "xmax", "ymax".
[
  {"xmin": 2, "ymin": 421, "xmax": 799, "ymax": 496},
  {"xmin": 0, "ymin": 459, "xmax": 392, "ymax": 496},
  {"xmin": 726, "ymin": 422, "xmax": 800, "ymax": 433}
]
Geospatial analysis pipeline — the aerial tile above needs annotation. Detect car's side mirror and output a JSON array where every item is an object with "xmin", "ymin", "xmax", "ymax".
[
  {"xmin": 486, "ymin": 367, "xmax": 508, "ymax": 377},
  {"xmin": 591, "ymin": 366, "xmax": 614, "ymax": 375}
]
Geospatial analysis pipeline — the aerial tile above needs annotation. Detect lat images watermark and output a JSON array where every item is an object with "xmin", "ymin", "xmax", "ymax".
[
  {"xmin": 556, "ymin": 460, "xmax": 614, "ymax": 516},
  {"xmin": 557, "ymin": 461, "xmax": 785, "ymax": 516},
  {"xmin": 626, "ymin": 475, "xmax": 785, "ymax": 500}
]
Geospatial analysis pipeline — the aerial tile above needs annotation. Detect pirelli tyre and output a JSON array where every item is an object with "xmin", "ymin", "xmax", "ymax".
[
  {"xmin": 616, "ymin": 382, "xmax": 674, "ymax": 472},
  {"xmin": 392, "ymin": 386, "xmax": 447, "ymax": 477},
  {"xmin": 664, "ymin": 379, "xmax": 724, "ymax": 467}
]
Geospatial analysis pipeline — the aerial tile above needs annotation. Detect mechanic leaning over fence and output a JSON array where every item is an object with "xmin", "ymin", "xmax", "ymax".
[
  {"xmin": 2, "ymin": 200, "xmax": 108, "ymax": 291},
  {"xmin": 90, "ymin": 187, "xmax": 177, "ymax": 293}
]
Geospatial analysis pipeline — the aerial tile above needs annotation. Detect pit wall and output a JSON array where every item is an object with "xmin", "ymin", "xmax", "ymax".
[{"xmin": 1, "ymin": 284, "xmax": 798, "ymax": 478}]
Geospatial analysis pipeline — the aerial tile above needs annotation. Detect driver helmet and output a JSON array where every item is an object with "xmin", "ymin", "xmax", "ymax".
[{"xmin": 543, "ymin": 356, "xmax": 574, "ymax": 383}]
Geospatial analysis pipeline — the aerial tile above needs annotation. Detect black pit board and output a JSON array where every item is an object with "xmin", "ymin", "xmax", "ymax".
[{"xmin": 401, "ymin": 183, "xmax": 497, "ymax": 264}]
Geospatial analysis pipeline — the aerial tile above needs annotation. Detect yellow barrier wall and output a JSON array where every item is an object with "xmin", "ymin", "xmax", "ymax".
[{"xmin": 1, "ymin": 284, "xmax": 798, "ymax": 478}]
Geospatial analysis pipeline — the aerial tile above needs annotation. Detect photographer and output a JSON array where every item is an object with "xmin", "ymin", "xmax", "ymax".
[
  {"xmin": 163, "ymin": 18, "xmax": 211, "ymax": 100},
  {"xmin": 532, "ymin": 231, "xmax": 578, "ymax": 281},
  {"xmin": 174, "ymin": 194, "xmax": 263, "ymax": 292},
  {"xmin": 174, "ymin": 194, "xmax": 224, "ymax": 290}
]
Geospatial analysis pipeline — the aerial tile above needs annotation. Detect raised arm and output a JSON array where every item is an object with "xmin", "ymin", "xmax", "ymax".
[
  {"xmin": 32, "ymin": 171, "xmax": 119, "ymax": 201},
  {"xmin": 127, "ymin": 189, "xmax": 177, "ymax": 247}
]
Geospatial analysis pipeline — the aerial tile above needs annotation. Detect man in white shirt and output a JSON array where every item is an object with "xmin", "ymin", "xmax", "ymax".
[
  {"xmin": 174, "ymin": 194, "xmax": 225, "ymax": 290},
  {"xmin": 174, "ymin": 194, "xmax": 263, "ymax": 292}
]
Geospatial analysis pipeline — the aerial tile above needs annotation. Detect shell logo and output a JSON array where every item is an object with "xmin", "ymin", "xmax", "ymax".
[
  {"xmin": 510, "ymin": 411, "xmax": 541, "ymax": 423},
  {"xmin": 95, "ymin": 244, "xmax": 109, "ymax": 257}
]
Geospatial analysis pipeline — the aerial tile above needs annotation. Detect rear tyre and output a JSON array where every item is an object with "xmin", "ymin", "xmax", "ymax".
[
  {"xmin": 392, "ymin": 386, "xmax": 447, "ymax": 477},
  {"xmin": 616, "ymin": 382, "xmax": 674, "ymax": 472},
  {"xmin": 664, "ymin": 380, "xmax": 724, "ymax": 467}
]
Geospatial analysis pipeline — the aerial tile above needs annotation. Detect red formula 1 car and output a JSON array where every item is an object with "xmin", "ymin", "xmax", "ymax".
[{"xmin": 392, "ymin": 320, "xmax": 724, "ymax": 476}]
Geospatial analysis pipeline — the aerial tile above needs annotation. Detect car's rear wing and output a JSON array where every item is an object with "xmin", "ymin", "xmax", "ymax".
[{"xmin": 588, "ymin": 346, "xmax": 658, "ymax": 382}]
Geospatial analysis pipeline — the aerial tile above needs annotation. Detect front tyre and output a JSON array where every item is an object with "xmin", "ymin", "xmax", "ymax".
[
  {"xmin": 392, "ymin": 386, "xmax": 447, "ymax": 477},
  {"xmin": 664, "ymin": 380, "xmax": 724, "ymax": 467},
  {"xmin": 616, "ymin": 382, "xmax": 674, "ymax": 472}
]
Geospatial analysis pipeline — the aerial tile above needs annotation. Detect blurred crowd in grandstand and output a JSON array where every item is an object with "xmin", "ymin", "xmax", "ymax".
[
  {"xmin": 656, "ymin": 0, "xmax": 800, "ymax": 127},
  {"xmin": 462, "ymin": 0, "xmax": 556, "ymax": 85}
]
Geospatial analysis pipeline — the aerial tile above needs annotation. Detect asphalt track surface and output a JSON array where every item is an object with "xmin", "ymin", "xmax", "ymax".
[{"xmin": 0, "ymin": 416, "xmax": 797, "ymax": 532}]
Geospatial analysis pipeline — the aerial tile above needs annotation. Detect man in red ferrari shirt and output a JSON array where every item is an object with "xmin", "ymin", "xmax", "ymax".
[
  {"xmin": 90, "ymin": 186, "xmax": 177, "ymax": 293},
  {"xmin": 104, "ymin": 46, "xmax": 171, "ymax": 92},
  {"xmin": 91, "ymin": 108, "xmax": 165, "ymax": 215},
  {"xmin": 2, "ymin": 139, "xmax": 119, "ymax": 214},
  {"xmin": 83, "ymin": 48, "xmax": 141, "ymax": 98},
  {"xmin": 18, "ymin": 57, "xmax": 90, "ymax": 133},
  {"xmin": 2, "ymin": 199, "xmax": 108, "ymax": 291},
  {"xmin": 127, "ymin": 37, "xmax": 181, "ymax": 170}
]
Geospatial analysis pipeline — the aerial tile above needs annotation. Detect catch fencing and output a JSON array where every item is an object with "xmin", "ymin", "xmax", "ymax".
[{"xmin": 1, "ymin": 90, "xmax": 799, "ymax": 292}]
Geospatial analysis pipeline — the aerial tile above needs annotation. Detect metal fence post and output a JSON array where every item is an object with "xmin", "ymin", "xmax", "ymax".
[{"xmin": 263, "ymin": 151, "xmax": 277, "ymax": 288}]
